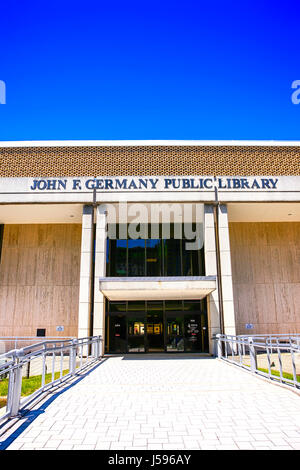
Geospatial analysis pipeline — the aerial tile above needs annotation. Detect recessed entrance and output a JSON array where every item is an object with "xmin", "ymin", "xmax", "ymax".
[
  {"xmin": 105, "ymin": 300, "xmax": 208, "ymax": 353},
  {"xmin": 147, "ymin": 309, "xmax": 164, "ymax": 352}
]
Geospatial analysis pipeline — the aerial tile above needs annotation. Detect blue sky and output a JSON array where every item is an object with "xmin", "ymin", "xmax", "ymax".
[{"xmin": 0, "ymin": 1, "xmax": 300, "ymax": 141}]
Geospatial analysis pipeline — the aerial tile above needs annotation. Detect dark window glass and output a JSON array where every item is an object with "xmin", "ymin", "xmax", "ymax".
[
  {"xmin": 128, "ymin": 239, "xmax": 145, "ymax": 276},
  {"xmin": 146, "ymin": 239, "xmax": 162, "ymax": 276},
  {"xmin": 107, "ymin": 315, "xmax": 127, "ymax": 353},
  {"xmin": 191, "ymin": 247, "xmax": 199, "ymax": 276},
  {"xmin": 184, "ymin": 315, "xmax": 202, "ymax": 352},
  {"xmin": 146, "ymin": 304, "xmax": 164, "ymax": 352},
  {"xmin": 183, "ymin": 301, "xmax": 201, "ymax": 312},
  {"xmin": 106, "ymin": 299, "xmax": 208, "ymax": 353},
  {"xmin": 164, "ymin": 300, "xmax": 183, "ymax": 312},
  {"xmin": 127, "ymin": 313, "xmax": 145, "ymax": 352},
  {"xmin": 110, "ymin": 239, "xmax": 127, "ymax": 276},
  {"xmin": 146, "ymin": 301, "xmax": 163, "ymax": 312},
  {"xmin": 106, "ymin": 238, "xmax": 110, "ymax": 273},
  {"xmin": 127, "ymin": 301, "xmax": 146, "ymax": 312},
  {"xmin": 198, "ymin": 248, "xmax": 205, "ymax": 275},
  {"xmin": 108, "ymin": 302, "xmax": 127, "ymax": 314},
  {"xmin": 107, "ymin": 223, "xmax": 205, "ymax": 278},
  {"xmin": 163, "ymin": 239, "xmax": 181, "ymax": 276},
  {"xmin": 166, "ymin": 314, "xmax": 184, "ymax": 352},
  {"xmin": 182, "ymin": 246, "xmax": 192, "ymax": 276}
]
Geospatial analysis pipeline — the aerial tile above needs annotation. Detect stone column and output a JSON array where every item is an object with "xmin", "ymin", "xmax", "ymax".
[
  {"xmin": 218, "ymin": 204, "xmax": 236, "ymax": 336},
  {"xmin": 78, "ymin": 205, "xmax": 94, "ymax": 338},
  {"xmin": 204, "ymin": 204, "xmax": 221, "ymax": 354},
  {"xmin": 93, "ymin": 205, "xmax": 107, "ymax": 342}
]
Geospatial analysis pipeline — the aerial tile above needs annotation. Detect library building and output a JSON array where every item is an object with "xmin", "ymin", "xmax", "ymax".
[{"xmin": 0, "ymin": 141, "xmax": 299, "ymax": 354}]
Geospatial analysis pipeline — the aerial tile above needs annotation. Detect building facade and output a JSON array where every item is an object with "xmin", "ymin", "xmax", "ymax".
[{"xmin": 0, "ymin": 141, "xmax": 299, "ymax": 354}]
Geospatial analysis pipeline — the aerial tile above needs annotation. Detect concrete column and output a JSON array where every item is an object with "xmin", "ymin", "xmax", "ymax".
[
  {"xmin": 218, "ymin": 204, "xmax": 236, "ymax": 336},
  {"xmin": 204, "ymin": 204, "xmax": 221, "ymax": 354},
  {"xmin": 78, "ymin": 205, "xmax": 94, "ymax": 338},
  {"xmin": 93, "ymin": 205, "xmax": 107, "ymax": 340}
]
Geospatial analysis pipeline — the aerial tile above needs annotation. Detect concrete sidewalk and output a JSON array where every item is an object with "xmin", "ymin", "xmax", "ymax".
[{"xmin": 1, "ymin": 355, "xmax": 300, "ymax": 450}]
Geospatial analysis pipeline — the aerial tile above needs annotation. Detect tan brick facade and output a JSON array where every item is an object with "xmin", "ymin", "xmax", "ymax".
[{"xmin": 0, "ymin": 145, "xmax": 300, "ymax": 177}]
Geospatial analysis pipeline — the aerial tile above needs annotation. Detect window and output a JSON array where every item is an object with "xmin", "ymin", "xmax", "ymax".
[{"xmin": 107, "ymin": 223, "xmax": 205, "ymax": 277}]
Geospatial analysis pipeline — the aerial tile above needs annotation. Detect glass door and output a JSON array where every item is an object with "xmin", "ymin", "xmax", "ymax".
[
  {"xmin": 107, "ymin": 315, "xmax": 127, "ymax": 353},
  {"xmin": 166, "ymin": 314, "xmax": 185, "ymax": 352},
  {"xmin": 146, "ymin": 303, "xmax": 164, "ymax": 352},
  {"xmin": 127, "ymin": 313, "xmax": 145, "ymax": 352},
  {"xmin": 184, "ymin": 314, "xmax": 202, "ymax": 352}
]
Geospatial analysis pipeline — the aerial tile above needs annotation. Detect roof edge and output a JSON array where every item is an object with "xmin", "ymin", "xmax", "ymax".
[{"xmin": 1, "ymin": 140, "xmax": 300, "ymax": 148}]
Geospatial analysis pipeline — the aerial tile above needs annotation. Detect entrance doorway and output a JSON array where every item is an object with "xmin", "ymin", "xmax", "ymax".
[
  {"xmin": 147, "ymin": 309, "xmax": 164, "ymax": 352},
  {"xmin": 105, "ymin": 300, "xmax": 208, "ymax": 354}
]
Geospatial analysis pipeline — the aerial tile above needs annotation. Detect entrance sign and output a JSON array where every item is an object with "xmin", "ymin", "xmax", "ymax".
[
  {"xmin": 28, "ymin": 176, "xmax": 279, "ymax": 192},
  {"xmin": 0, "ymin": 176, "xmax": 298, "ymax": 204}
]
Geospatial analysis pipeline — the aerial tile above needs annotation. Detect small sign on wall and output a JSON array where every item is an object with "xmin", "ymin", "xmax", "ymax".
[
  {"xmin": 56, "ymin": 326, "xmax": 64, "ymax": 332},
  {"xmin": 245, "ymin": 323, "xmax": 254, "ymax": 330}
]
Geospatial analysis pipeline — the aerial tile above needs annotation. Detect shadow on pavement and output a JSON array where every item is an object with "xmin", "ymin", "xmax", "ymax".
[{"xmin": 0, "ymin": 359, "xmax": 108, "ymax": 450}]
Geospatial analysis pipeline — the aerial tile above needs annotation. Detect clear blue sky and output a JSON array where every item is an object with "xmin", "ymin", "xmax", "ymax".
[{"xmin": 0, "ymin": 1, "xmax": 300, "ymax": 141}]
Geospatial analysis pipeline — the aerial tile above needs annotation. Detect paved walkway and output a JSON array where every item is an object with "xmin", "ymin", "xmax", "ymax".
[{"xmin": 1, "ymin": 355, "xmax": 300, "ymax": 450}]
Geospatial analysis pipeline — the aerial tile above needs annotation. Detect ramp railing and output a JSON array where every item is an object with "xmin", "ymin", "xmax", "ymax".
[
  {"xmin": 215, "ymin": 334, "xmax": 300, "ymax": 390},
  {"xmin": 0, "ymin": 336, "xmax": 103, "ymax": 424}
]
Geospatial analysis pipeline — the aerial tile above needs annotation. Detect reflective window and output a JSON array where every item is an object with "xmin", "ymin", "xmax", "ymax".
[
  {"xmin": 109, "ymin": 239, "xmax": 127, "ymax": 276},
  {"xmin": 107, "ymin": 315, "xmax": 127, "ymax": 353},
  {"xmin": 108, "ymin": 302, "xmax": 127, "ymax": 314},
  {"xmin": 128, "ymin": 239, "xmax": 145, "ymax": 276},
  {"xmin": 128, "ymin": 314, "xmax": 145, "ymax": 352},
  {"xmin": 166, "ymin": 315, "xmax": 184, "ymax": 352},
  {"xmin": 163, "ymin": 239, "xmax": 181, "ymax": 276},
  {"xmin": 184, "ymin": 315, "xmax": 202, "ymax": 352},
  {"xmin": 146, "ymin": 239, "xmax": 162, "ymax": 276},
  {"xmin": 107, "ymin": 223, "xmax": 205, "ymax": 277}
]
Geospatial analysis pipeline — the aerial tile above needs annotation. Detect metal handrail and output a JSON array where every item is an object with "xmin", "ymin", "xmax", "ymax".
[
  {"xmin": 0, "ymin": 337, "xmax": 74, "ymax": 353},
  {"xmin": 215, "ymin": 334, "xmax": 300, "ymax": 390},
  {"xmin": 0, "ymin": 336, "xmax": 103, "ymax": 423}
]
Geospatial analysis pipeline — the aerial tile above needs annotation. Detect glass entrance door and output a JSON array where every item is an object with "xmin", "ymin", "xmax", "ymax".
[
  {"xmin": 166, "ymin": 315, "xmax": 185, "ymax": 352},
  {"xmin": 127, "ymin": 314, "xmax": 145, "ymax": 352},
  {"xmin": 106, "ymin": 300, "xmax": 208, "ymax": 353},
  {"xmin": 184, "ymin": 314, "xmax": 202, "ymax": 352},
  {"xmin": 146, "ymin": 309, "xmax": 164, "ymax": 352},
  {"xmin": 107, "ymin": 315, "xmax": 127, "ymax": 353}
]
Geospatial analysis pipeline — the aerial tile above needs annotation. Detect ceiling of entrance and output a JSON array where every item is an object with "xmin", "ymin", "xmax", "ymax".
[{"xmin": 99, "ymin": 276, "xmax": 216, "ymax": 301}]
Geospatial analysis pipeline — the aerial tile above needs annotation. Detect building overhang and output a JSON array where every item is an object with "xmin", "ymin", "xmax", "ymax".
[{"xmin": 99, "ymin": 276, "xmax": 216, "ymax": 301}]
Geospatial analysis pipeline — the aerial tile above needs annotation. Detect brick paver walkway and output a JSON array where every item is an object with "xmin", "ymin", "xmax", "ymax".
[{"xmin": 1, "ymin": 355, "xmax": 300, "ymax": 450}]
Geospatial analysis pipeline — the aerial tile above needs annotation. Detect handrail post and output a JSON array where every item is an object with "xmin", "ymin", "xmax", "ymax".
[
  {"xmin": 238, "ymin": 340, "xmax": 242, "ymax": 365},
  {"xmin": 41, "ymin": 344, "xmax": 47, "ymax": 389},
  {"xmin": 93, "ymin": 337, "xmax": 98, "ymax": 359},
  {"xmin": 216, "ymin": 334, "xmax": 222, "ymax": 359},
  {"xmin": 7, "ymin": 353, "xmax": 23, "ymax": 418},
  {"xmin": 96, "ymin": 336, "xmax": 102, "ymax": 359},
  {"xmin": 69, "ymin": 339, "xmax": 77, "ymax": 376},
  {"xmin": 291, "ymin": 346, "xmax": 297, "ymax": 387},
  {"xmin": 248, "ymin": 337, "xmax": 257, "ymax": 373}
]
